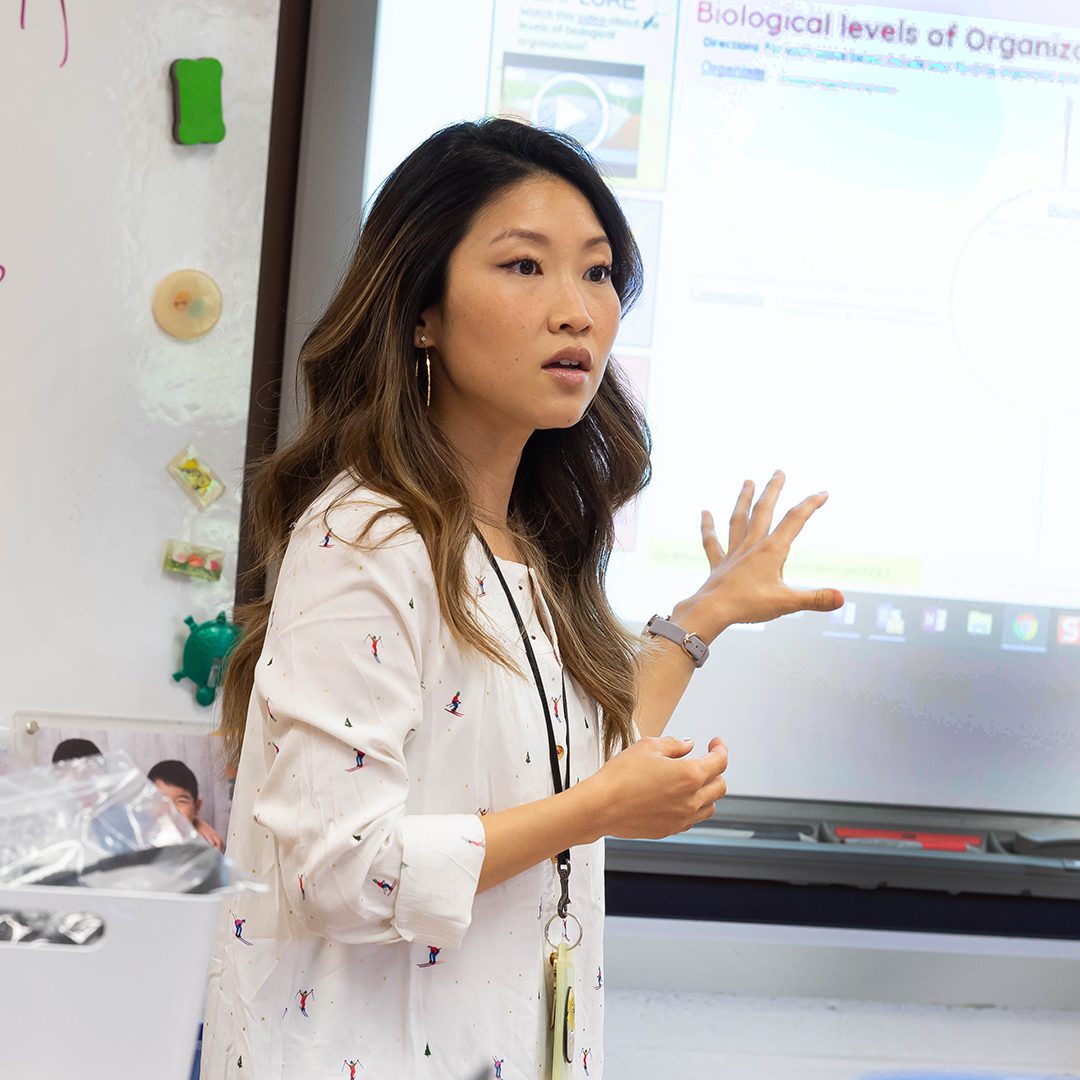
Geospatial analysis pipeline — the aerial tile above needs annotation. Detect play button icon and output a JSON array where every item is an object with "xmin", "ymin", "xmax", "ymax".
[
  {"xmin": 530, "ymin": 73, "xmax": 611, "ymax": 152},
  {"xmin": 555, "ymin": 95, "xmax": 589, "ymax": 132}
]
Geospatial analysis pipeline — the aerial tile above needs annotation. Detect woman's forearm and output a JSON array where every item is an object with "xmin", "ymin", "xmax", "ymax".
[
  {"xmin": 633, "ymin": 598, "xmax": 722, "ymax": 740},
  {"xmin": 476, "ymin": 776, "xmax": 608, "ymax": 893}
]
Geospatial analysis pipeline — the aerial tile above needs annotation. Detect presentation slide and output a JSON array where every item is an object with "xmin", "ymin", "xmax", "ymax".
[{"xmin": 365, "ymin": 0, "xmax": 1080, "ymax": 816}]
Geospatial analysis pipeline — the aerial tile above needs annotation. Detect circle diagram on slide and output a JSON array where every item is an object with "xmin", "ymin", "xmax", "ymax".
[{"xmin": 952, "ymin": 185, "xmax": 1080, "ymax": 417}]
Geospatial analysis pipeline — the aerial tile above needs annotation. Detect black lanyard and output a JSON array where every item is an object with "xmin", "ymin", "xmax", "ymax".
[{"xmin": 476, "ymin": 532, "xmax": 573, "ymax": 919}]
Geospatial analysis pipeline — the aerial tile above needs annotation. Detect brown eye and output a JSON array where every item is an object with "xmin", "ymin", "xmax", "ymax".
[
  {"xmin": 508, "ymin": 258, "xmax": 539, "ymax": 276},
  {"xmin": 586, "ymin": 264, "xmax": 612, "ymax": 283}
]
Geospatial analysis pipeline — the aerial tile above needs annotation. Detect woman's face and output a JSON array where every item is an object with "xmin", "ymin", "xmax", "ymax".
[{"xmin": 418, "ymin": 174, "xmax": 621, "ymax": 441}]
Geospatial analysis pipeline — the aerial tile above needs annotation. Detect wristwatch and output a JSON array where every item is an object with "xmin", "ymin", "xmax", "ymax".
[{"xmin": 642, "ymin": 614, "xmax": 710, "ymax": 668}]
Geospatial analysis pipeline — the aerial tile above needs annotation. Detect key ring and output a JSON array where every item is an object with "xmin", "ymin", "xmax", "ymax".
[{"xmin": 544, "ymin": 912, "xmax": 583, "ymax": 950}]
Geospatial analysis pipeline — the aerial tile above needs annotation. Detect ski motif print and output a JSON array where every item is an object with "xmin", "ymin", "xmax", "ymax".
[
  {"xmin": 232, "ymin": 915, "xmax": 253, "ymax": 946},
  {"xmin": 320, "ymin": 531, "xmax": 335, "ymax": 548},
  {"xmin": 205, "ymin": 492, "xmax": 609, "ymax": 1076},
  {"xmin": 417, "ymin": 945, "xmax": 442, "ymax": 968}
]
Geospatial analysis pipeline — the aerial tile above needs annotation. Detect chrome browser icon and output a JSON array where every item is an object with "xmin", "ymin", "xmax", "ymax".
[{"xmin": 1011, "ymin": 612, "xmax": 1039, "ymax": 643}]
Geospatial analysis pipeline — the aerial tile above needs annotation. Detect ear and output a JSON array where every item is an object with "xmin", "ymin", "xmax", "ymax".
[
  {"xmin": 195, "ymin": 796, "xmax": 203, "ymax": 815},
  {"xmin": 414, "ymin": 305, "xmax": 442, "ymax": 349}
]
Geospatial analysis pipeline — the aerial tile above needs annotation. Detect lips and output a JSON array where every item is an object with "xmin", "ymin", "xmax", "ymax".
[{"xmin": 542, "ymin": 346, "xmax": 592, "ymax": 372}]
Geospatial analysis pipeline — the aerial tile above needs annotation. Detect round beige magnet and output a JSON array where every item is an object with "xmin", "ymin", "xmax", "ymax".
[{"xmin": 152, "ymin": 269, "xmax": 223, "ymax": 339}]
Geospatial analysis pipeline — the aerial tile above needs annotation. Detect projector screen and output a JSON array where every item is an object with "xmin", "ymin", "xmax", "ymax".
[{"xmin": 363, "ymin": 0, "xmax": 1080, "ymax": 817}]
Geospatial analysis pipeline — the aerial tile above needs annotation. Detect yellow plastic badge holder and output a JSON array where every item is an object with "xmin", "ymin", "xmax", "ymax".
[
  {"xmin": 552, "ymin": 942, "xmax": 576, "ymax": 1076},
  {"xmin": 547, "ymin": 914, "xmax": 581, "ymax": 1079}
]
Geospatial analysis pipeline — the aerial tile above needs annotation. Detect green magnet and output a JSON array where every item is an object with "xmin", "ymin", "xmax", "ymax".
[
  {"xmin": 173, "ymin": 612, "xmax": 241, "ymax": 706},
  {"xmin": 170, "ymin": 58, "xmax": 226, "ymax": 145}
]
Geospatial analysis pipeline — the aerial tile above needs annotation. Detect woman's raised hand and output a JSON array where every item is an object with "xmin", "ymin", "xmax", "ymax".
[
  {"xmin": 681, "ymin": 470, "xmax": 844, "ymax": 640},
  {"xmin": 588, "ymin": 735, "xmax": 728, "ymax": 840}
]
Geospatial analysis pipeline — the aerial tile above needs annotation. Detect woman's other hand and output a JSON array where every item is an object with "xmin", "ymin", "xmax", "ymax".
[{"xmin": 677, "ymin": 470, "xmax": 844, "ymax": 641}]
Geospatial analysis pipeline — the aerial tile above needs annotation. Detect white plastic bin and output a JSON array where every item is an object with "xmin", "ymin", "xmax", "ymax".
[{"xmin": 0, "ymin": 884, "xmax": 223, "ymax": 1080}]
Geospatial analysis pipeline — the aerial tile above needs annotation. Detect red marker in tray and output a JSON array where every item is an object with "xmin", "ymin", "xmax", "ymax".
[{"xmin": 835, "ymin": 827, "xmax": 983, "ymax": 852}]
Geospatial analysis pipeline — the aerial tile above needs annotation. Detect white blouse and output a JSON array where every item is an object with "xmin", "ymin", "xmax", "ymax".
[{"xmin": 201, "ymin": 474, "xmax": 608, "ymax": 1080}]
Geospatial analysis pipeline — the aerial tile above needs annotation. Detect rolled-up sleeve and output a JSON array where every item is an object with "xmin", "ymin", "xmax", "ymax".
[{"xmin": 251, "ymin": 502, "xmax": 486, "ymax": 948}]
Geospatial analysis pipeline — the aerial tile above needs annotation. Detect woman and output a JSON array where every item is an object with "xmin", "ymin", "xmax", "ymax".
[{"xmin": 201, "ymin": 118, "xmax": 841, "ymax": 1079}]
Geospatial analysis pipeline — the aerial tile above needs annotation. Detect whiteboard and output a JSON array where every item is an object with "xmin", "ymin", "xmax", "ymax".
[{"xmin": 0, "ymin": 0, "xmax": 281, "ymax": 751}]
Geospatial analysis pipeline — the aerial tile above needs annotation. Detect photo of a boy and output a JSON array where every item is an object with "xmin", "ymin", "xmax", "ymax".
[{"xmin": 148, "ymin": 759, "xmax": 225, "ymax": 852}]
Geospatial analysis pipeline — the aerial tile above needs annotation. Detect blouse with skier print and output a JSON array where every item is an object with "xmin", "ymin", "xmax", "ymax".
[{"xmin": 200, "ymin": 474, "xmax": 608, "ymax": 1079}]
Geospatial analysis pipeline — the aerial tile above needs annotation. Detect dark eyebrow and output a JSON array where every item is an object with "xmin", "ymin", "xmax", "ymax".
[{"xmin": 488, "ymin": 228, "xmax": 611, "ymax": 250}]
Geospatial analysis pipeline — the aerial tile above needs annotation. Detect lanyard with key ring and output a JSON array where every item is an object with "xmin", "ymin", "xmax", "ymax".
[{"xmin": 476, "ymin": 532, "xmax": 581, "ymax": 1076}]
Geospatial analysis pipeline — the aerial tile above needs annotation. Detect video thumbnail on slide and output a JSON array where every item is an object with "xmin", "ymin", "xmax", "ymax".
[{"xmin": 498, "ymin": 53, "xmax": 645, "ymax": 178}]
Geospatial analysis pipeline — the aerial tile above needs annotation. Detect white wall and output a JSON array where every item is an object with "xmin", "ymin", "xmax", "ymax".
[{"xmin": 1, "ymin": 1, "xmax": 281, "ymax": 755}]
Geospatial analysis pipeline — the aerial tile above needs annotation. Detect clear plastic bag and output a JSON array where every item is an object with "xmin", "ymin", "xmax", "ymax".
[
  {"xmin": 0, "ymin": 749, "xmax": 251, "ymax": 947},
  {"xmin": 0, "ymin": 749, "xmax": 207, "ymax": 888}
]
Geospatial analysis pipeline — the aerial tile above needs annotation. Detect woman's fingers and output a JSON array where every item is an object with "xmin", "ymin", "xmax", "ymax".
[
  {"xmin": 701, "ymin": 510, "xmax": 725, "ymax": 566},
  {"xmin": 727, "ymin": 480, "xmax": 754, "ymax": 551},
  {"xmin": 771, "ymin": 491, "xmax": 829, "ymax": 551},
  {"xmin": 792, "ymin": 586, "xmax": 846, "ymax": 613},
  {"xmin": 746, "ymin": 469, "xmax": 785, "ymax": 543},
  {"xmin": 695, "ymin": 772, "xmax": 729, "ymax": 815},
  {"xmin": 701, "ymin": 775, "xmax": 728, "ymax": 807}
]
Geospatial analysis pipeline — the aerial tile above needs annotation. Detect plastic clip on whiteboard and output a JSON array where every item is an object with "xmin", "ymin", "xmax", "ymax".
[
  {"xmin": 168, "ymin": 445, "xmax": 225, "ymax": 508},
  {"xmin": 162, "ymin": 539, "xmax": 224, "ymax": 582}
]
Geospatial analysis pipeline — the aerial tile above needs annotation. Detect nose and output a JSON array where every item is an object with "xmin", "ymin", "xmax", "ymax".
[{"xmin": 547, "ymin": 275, "xmax": 593, "ymax": 335}]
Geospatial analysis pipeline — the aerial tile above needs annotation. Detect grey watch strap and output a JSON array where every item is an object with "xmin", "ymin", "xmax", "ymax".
[{"xmin": 643, "ymin": 614, "xmax": 710, "ymax": 668}]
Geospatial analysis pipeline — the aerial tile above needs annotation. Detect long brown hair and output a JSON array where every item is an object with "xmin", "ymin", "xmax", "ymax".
[{"xmin": 222, "ymin": 118, "xmax": 652, "ymax": 769}]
